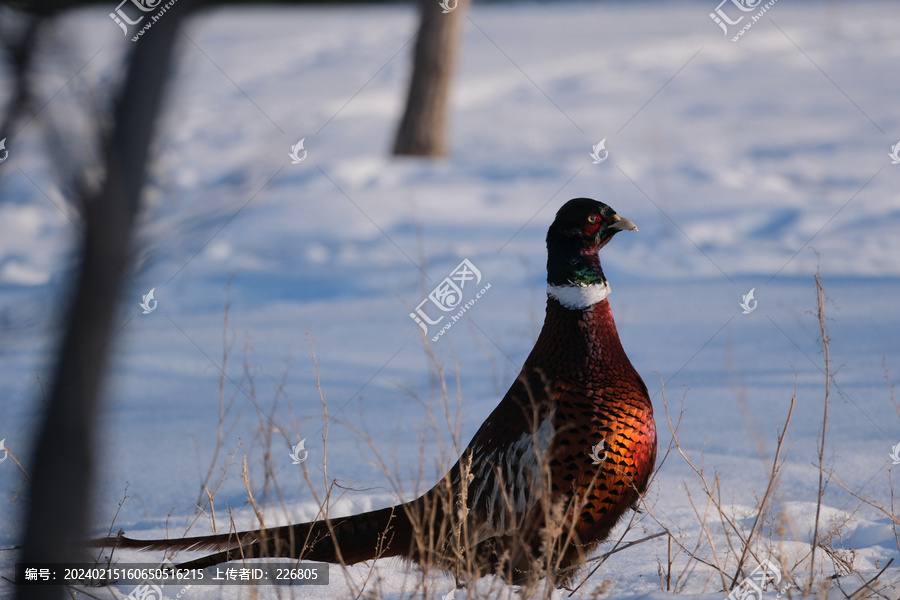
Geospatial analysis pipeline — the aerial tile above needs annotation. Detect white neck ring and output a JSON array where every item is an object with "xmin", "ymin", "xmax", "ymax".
[{"xmin": 547, "ymin": 282, "xmax": 611, "ymax": 310}]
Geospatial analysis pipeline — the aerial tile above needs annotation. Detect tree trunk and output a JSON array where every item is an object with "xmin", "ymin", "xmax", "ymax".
[{"xmin": 392, "ymin": 0, "xmax": 469, "ymax": 157}]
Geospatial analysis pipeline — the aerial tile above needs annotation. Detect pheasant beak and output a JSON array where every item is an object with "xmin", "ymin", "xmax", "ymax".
[{"xmin": 609, "ymin": 214, "xmax": 638, "ymax": 232}]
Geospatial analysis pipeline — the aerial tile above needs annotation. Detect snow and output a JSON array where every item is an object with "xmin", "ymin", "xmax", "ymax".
[{"xmin": 2, "ymin": 1, "xmax": 900, "ymax": 598}]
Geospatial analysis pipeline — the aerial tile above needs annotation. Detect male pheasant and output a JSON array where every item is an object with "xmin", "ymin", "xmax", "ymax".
[{"xmin": 91, "ymin": 198, "xmax": 657, "ymax": 586}]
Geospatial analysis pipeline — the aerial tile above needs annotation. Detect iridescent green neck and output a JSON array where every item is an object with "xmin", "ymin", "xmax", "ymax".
[
  {"xmin": 546, "ymin": 243, "xmax": 610, "ymax": 310},
  {"xmin": 546, "ymin": 248, "xmax": 607, "ymax": 287}
]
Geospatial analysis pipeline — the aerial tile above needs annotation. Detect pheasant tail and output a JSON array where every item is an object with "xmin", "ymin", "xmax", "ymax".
[{"xmin": 91, "ymin": 506, "xmax": 415, "ymax": 569}]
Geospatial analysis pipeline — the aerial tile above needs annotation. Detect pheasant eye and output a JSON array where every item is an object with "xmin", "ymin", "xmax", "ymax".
[{"xmin": 586, "ymin": 214, "xmax": 598, "ymax": 223}]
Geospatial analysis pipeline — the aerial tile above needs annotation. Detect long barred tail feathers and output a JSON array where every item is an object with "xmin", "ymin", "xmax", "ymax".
[{"xmin": 87, "ymin": 505, "xmax": 414, "ymax": 569}]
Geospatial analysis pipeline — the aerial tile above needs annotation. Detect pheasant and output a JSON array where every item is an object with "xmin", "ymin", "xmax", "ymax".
[{"xmin": 90, "ymin": 198, "xmax": 657, "ymax": 586}]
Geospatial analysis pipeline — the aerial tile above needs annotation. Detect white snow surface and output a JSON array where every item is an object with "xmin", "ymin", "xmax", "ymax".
[{"xmin": 1, "ymin": 1, "xmax": 900, "ymax": 598}]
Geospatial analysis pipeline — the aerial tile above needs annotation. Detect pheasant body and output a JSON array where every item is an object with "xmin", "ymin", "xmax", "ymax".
[
  {"xmin": 90, "ymin": 198, "xmax": 657, "ymax": 586},
  {"xmin": 429, "ymin": 292, "xmax": 656, "ymax": 579}
]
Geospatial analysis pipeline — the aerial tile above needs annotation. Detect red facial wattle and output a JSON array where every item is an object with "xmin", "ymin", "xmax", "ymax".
[{"xmin": 582, "ymin": 222, "xmax": 601, "ymax": 237}]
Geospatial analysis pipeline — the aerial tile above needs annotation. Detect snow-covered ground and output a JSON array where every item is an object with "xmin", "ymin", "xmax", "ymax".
[{"xmin": 2, "ymin": 1, "xmax": 900, "ymax": 598}]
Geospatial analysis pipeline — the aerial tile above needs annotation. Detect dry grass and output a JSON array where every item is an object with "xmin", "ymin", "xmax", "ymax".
[{"xmin": 75, "ymin": 271, "xmax": 900, "ymax": 600}]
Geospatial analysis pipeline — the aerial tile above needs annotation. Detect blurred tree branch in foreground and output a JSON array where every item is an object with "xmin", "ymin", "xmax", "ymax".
[{"xmin": 1, "ymin": 3, "xmax": 192, "ymax": 598}]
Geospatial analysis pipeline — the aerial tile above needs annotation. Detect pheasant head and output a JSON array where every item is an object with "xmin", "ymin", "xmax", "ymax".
[{"xmin": 546, "ymin": 198, "xmax": 637, "ymax": 310}]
